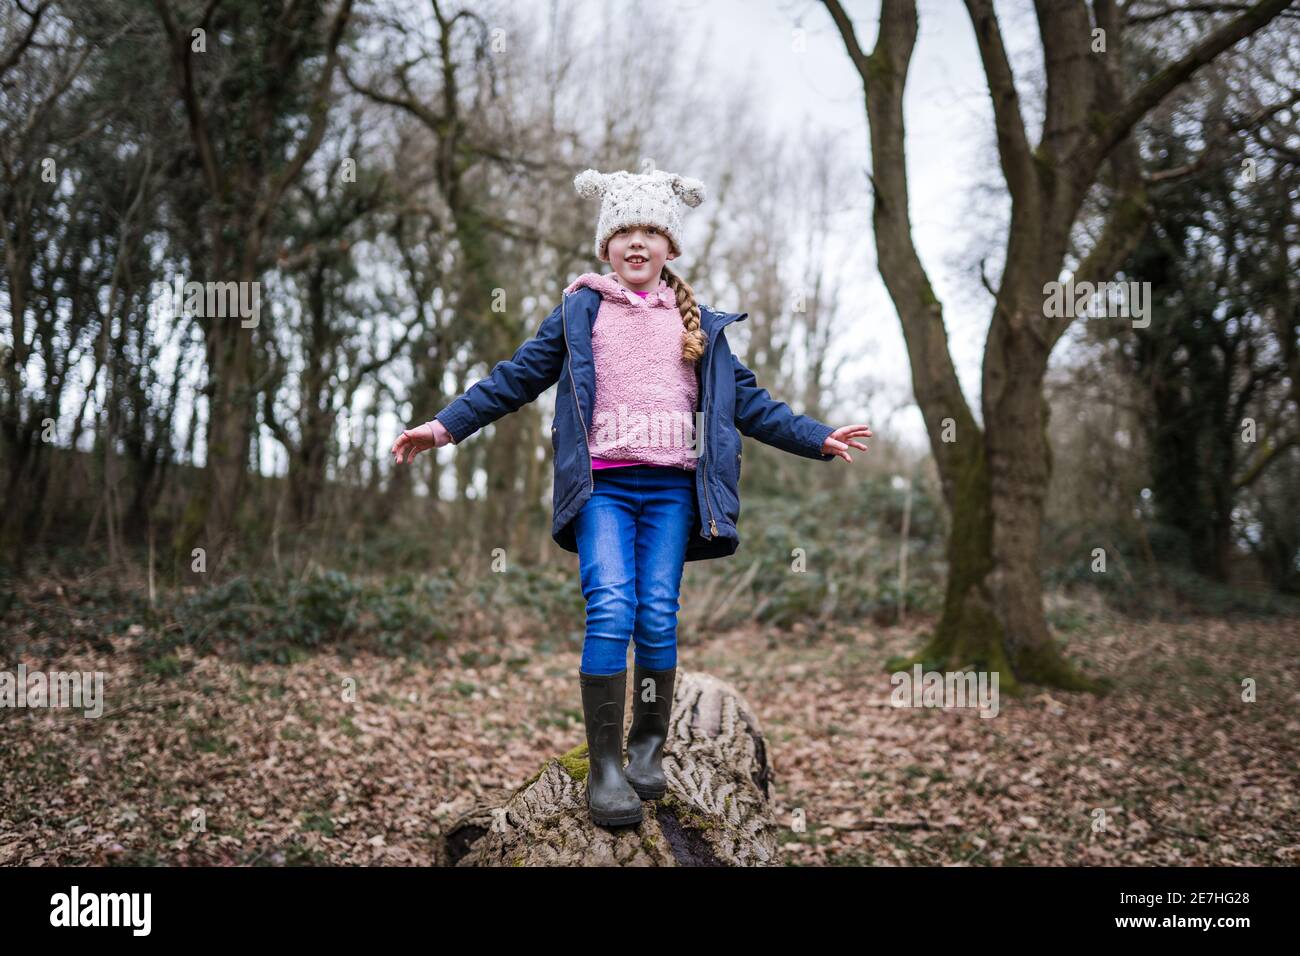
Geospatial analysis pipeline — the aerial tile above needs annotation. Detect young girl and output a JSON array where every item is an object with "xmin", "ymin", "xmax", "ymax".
[{"xmin": 391, "ymin": 167, "xmax": 872, "ymax": 828}]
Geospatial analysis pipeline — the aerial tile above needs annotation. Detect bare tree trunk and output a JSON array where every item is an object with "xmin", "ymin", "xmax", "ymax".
[
  {"xmin": 825, "ymin": 0, "xmax": 1290, "ymax": 692},
  {"xmin": 983, "ymin": 303, "xmax": 1084, "ymax": 684}
]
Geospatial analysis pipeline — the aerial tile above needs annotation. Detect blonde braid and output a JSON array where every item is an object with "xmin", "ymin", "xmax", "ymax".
[{"xmin": 662, "ymin": 265, "xmax": 707, "ymax": 363}]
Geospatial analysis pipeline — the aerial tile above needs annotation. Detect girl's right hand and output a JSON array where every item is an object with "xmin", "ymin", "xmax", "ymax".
[{"xmin": 391, "ymin": 419, "xmax": 454, "ymax": 464}]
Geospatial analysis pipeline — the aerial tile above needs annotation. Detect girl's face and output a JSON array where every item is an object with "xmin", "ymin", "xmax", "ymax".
[{"xmin": 603, "ymin": 225, "xmax": 676, "ymax": 291}]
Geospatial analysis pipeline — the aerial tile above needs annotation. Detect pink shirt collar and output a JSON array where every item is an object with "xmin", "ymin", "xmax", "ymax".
[{"xmin": 563, "ymin": 271, "xmax": 678, "ymax": 309}]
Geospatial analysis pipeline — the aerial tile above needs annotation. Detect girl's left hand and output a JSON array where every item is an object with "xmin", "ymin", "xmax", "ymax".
[{"xmin": 821, "ymin": 424, "xmax": 873, "ymax": 462}]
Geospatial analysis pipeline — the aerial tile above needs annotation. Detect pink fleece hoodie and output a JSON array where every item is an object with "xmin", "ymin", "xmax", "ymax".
[{"xmin": 560, "ymin": 271, "xmax": 699, "ymax": 472}]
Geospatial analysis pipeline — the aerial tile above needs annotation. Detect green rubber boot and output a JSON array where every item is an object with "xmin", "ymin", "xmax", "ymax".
[
  {"xmin": 624, "ymin": 663, "xmax": 676, "ymax": 800},
  {"xmin": 579, "ymin": 669, "xmax": 643, "ymax": 827}
]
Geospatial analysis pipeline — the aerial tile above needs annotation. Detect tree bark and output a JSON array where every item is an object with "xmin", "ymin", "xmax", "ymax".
[
  {"xmin": 440, "ymin": 671, "xmax": 781, "ymax": 866},
  {"xmin": 825, "ymin": 0, "xmax": 1289, "ymax": 693}
]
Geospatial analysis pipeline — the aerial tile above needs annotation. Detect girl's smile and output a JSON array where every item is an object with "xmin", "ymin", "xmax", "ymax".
[{"xmin": 605, "ymin": 224, "xmax": 677, "ymax": 292}]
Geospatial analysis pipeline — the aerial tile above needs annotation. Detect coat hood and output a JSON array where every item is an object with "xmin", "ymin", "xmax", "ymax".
[{"xmin": 563, "ymin": 271, "xmax": 678, "ymax": 310}]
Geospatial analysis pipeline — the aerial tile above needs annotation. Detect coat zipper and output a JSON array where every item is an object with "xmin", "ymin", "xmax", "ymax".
[
  {"xmin": 561, "ymin": 294, "xmax": 594, "ymax": 494},
  {"xmin": 700, "ymin": 376, "xmax": 718, "ymax": 538},
  {"xmin": 699, "ymin": 317, "xmax": 732, "ymax": 539}
]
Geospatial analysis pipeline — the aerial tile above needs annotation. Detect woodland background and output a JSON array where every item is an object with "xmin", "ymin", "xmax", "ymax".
[{"xmin": 1, "ymin": 0, "xmax": 1297, "ymax": 866}]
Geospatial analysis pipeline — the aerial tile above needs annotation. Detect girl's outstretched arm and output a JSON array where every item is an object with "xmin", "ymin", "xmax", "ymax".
[
  {"xmin": 430, "ymin": 299, "xmax": 568, "ymax": 445},
  {"xmin": 732, "ymin": 353, "xmax": 872, "ymax": 462},
  {"xmin": 731, "ymin": 352, "xmax": 839, "ymax": 460}
]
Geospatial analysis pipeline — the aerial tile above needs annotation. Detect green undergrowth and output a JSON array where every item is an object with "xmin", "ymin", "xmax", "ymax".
[
  {"xmin": 707, "ymin": 474, "xmax": 947, "ymax": 629},
  {"xmin": 1045, "ymin": 545, "xmax": 1300, "ymax": 621},
  {"xmin": 1, "ymin": 562, "xmax": 586, "ymax": 669}
]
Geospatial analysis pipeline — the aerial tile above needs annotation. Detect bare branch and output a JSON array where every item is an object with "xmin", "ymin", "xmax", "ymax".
[
  {"xmin": 1123, "ymin": 1, "xmax": 1299, "ymax": 25},
  {"xmin": 0, "ymin": 0, "xmax": 50, "ymax": 80},
  {"xmin": 964, "ymin": 0, "xmax": 1037, "ymax": 207},
  {"xmin": 152, "ymin": 0, "xmax": 224, "ymax": 198},
  {"xmin": 1090, "ymin": 0, "xmax": 1294, "ymax": 162},
  {"xmin": 250, "ymin": 0, "xmax": 356, "ymax": 251},
  {"xmin": 1235, "ymin": 434, "xmax": 1300, "ymax": 489}
]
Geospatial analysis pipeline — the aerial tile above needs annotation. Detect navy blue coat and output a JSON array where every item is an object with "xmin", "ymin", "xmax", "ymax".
[{"xmin": 433, "ymin": 286, "xmax": 837, "ymax": 561}]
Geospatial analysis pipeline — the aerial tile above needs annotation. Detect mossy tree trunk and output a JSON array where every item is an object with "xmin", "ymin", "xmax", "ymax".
[
  {"xmin": 825, "ymin": 0, "xmax": 1289, "ymax": 693},
  {"xmin": 439, "ymin": 671, "xmax": 782, "ymax": 867}
]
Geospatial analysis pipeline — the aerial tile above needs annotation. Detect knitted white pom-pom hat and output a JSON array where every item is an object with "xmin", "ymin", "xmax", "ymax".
[{"xmin": 574, "ymin": 167, "xmax": 706, "ymax": 261}]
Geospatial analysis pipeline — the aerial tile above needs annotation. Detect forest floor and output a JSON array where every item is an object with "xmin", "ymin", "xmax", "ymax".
[{"xmin": 1, "ymin": 587, "xmax": 1296, "ymax": 866}]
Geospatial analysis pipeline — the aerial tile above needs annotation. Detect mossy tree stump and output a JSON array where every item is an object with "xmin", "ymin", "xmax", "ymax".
[{"xmin": 441, "ymin": 670, "xmax": 779, "ymax": 866}]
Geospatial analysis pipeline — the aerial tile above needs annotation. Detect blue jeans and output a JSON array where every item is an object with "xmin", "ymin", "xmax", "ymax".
[{"xmin": 574, "ymin": 465, "xmax": 696, "ymax": 675}]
